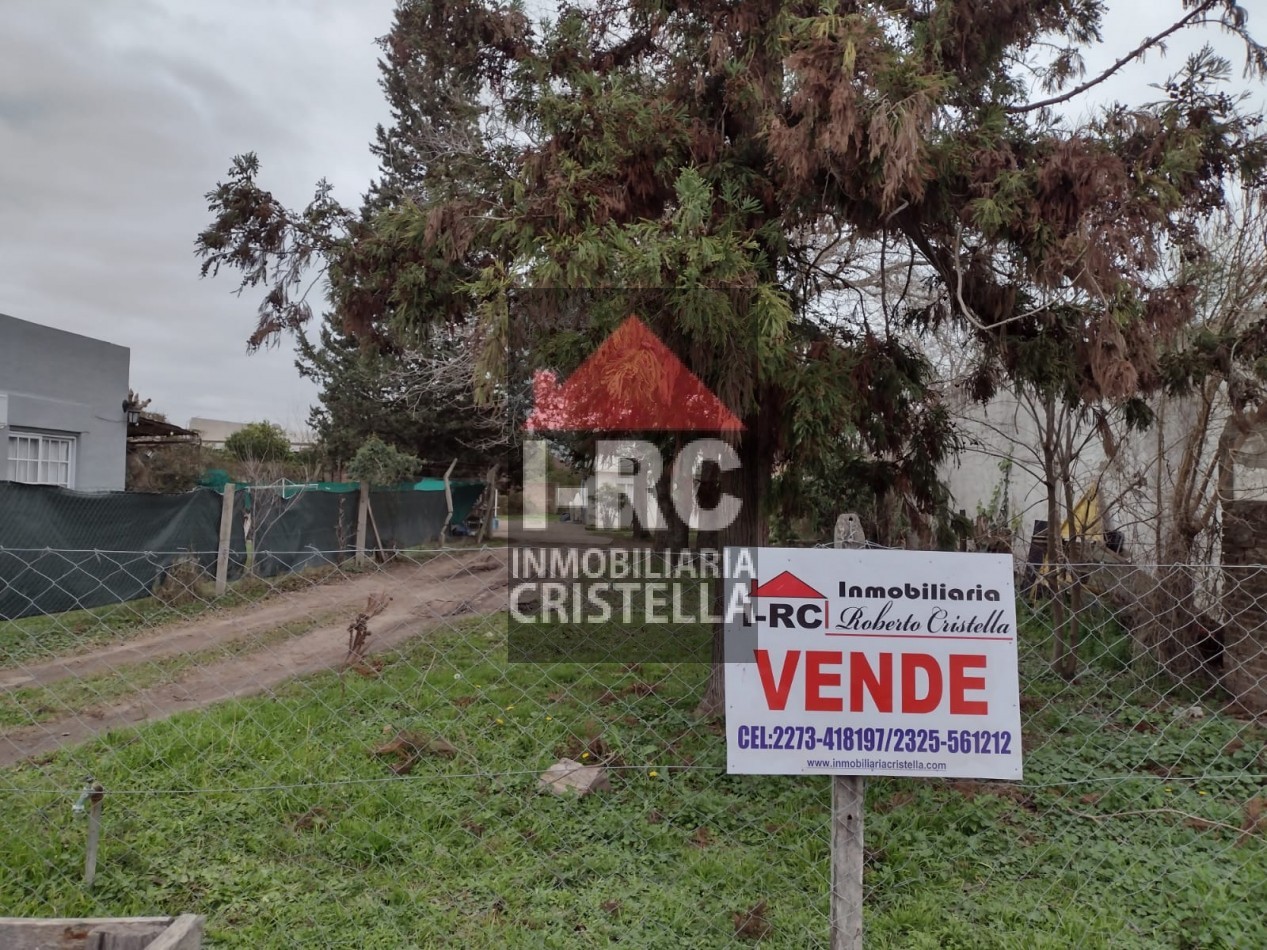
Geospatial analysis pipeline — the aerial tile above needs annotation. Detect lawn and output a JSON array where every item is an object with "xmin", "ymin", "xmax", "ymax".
[{"xmin": 0, "ymin": 610, "xmax": 1263, "ymax": 948}]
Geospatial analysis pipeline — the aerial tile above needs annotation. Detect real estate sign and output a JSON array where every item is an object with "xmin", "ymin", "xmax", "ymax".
[{"xmin": 724, "ymin": 547, "xmax": 1022, "ymax": 780}]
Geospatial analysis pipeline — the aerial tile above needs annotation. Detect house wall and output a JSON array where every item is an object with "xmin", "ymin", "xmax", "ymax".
[
  {"xmin": 188, "ymin": 417, "xmax": 314, "ymax": 452},
  {"xmin": 0, "ymin": 313, "xmax": 130, "ymax": 491},
  {"xmin": 945, "ymin": 388, "xmax": 1267, "ymax": 564},
  {"xmin": 577, "ymin": 453, "xmax": 707, "ymax": 531},
  {"xmin": 943, "ymin": 393, "xmax": 1081, "ymax": 541}
]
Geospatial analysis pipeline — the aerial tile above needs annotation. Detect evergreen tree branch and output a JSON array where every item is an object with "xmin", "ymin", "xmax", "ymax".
[{"xmin": 1007, "ymin": 0, "xmax": 1220, "ymax": 114}]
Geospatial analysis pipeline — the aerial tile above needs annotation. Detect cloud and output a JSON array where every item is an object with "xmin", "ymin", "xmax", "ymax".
[
  {"xmin": 0, "ymin": 0, "xmax": 395, "ymax": 429},
  {"xmin": 1, "ymin": 0, "xmax": 1262, "ymax": 435}
]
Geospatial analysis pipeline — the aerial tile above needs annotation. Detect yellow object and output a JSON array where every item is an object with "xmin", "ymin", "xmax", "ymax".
[
  {"xmin": 1033, "ymin": 485, "xmax": 1109, "ymax": 589},
  {"xmin": 1062, "ymin": 485, "xmax": 1106, "ymax": 543}
]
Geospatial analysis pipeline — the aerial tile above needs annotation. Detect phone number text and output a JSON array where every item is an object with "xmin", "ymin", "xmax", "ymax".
[{"xmin": 734, "ymin": 725, "xmax": 1014, "ymax": 755}]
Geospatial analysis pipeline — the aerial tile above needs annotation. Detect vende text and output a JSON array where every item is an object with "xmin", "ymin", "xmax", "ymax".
[{"xmin": 754, "ymin": 650, "xmax": 989, "ymax": 715}]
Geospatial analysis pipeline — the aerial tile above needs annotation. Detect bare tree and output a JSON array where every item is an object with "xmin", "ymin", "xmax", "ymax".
[
  {"xmin": 1099, "ymin": 197, "xmax": 1267, "ymax": 679},
  {"xmin": 236, "ymin": 454, "xmax": 323, "ymax": 575}
]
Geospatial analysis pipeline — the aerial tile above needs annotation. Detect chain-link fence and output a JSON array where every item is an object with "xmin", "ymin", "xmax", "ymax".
[{"xmin": 0, "ymin": 543, "xmax": 1264, "ymax": 947}]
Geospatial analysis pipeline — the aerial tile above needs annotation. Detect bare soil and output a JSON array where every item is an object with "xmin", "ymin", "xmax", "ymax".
[{"xmin": 0, "ymin": 549, "xmax": 508, "ymax": 767}]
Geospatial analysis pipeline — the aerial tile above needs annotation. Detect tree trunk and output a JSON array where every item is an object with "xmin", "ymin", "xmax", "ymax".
[
  {"xmin": 1039, "ymin": 398, "xmax": 1070, "ymax": 675},
  {"xmin": 655, "ymin": 438, "xmax": 690, "ymax": 552},
  {"xmin": 630, "ymin": 506, "xmax": 651, "ymax": 540},
  {"xmin": 1222, "ymin": 501, "xmax": 1267, "ymax": 712},
  {"xmin": 1056, "ymin": 462, "xmax": 1081, "ymax": 679},
  {"xmin": 694, "ymin": 458, "xmax": 722, "ymax": 553},
  {"xmin": 695, "ymin": 414, "xmax": 774, "ymax": 720},
  {"xmin": 1138, "ymin": 541, "xmax": 1208, "ymax": 683}
]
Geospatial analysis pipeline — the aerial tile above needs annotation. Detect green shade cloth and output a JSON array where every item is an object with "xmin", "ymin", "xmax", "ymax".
[{"xmin": 0, "ymin": 479, "xmax": 484, "ymax": 619}]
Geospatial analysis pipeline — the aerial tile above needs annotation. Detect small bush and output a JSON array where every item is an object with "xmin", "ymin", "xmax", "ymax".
[
  {"xmin": 153, "ymin": 555, "xmax": 209, "ymax": 607},
  {"xmin": 347, "ymin": 437, "xmax": 421, "ymax": 486}
]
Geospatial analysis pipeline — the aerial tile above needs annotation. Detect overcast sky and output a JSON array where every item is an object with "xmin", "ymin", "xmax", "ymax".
[
  {"xmin": 0, "ymin": 0, "xmax": 396, "ymax": 432},
  {"xmin": 1, "ymin": 0, "xmax": 1262, "ymax": 433}
]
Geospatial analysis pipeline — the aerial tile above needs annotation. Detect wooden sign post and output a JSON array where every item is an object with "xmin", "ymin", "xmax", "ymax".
[
  {"xmin": 833, "ymin": 513, "xmax": 865, "ymax": 949},
  {"xmin": 724, "ymin": 520, "xmax": 1023, "ymax": 949},
  {"xmin": 831, "ymin": 774, "xmax": 864, "ymax": 949}
]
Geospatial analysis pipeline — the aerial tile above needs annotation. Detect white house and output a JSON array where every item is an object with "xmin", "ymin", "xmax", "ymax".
[{"xmin": 0, "ymin": 313, "xmax": 130, "ymax": 491}]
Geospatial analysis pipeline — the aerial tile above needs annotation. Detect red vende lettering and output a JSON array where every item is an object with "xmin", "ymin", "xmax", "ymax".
[
  {"xmin": 949, "ymin": 654, "xmax": 989, "ymax": 715},
  {"xmin": 754, "ymin": 649, "xmax": 800, "ymax": 710},
  {"xmin": 849, "ymin": 652, "xmax": 893, "ymax": 713},
  {"xmin": 901, "ymin": 653, "xmax": 941, "ymax": 714},
  {"xmin": 805, "ymin": 651, "xmax": 843, "ymax": 711},
  {"xmin": 753, "ymin": 650, "xmax": 990, "ymax": 715}
]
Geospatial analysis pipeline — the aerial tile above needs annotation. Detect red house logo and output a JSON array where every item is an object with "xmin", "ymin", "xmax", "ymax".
[
  {"xmin": 748, "ymin": 571, "xmax": 828, "ymax": 630},
  {"xmin": 524, "ymin": 316, "xmax": 743, "ymax": 433}
]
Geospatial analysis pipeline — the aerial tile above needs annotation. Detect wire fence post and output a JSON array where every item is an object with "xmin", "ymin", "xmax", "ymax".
[
  {"xmin": 364, "ymin": 491, "xmax": 386, "ymax": 563},
  {"xmin": 214, "ymin": 483, "xmax": 234, "ymax": 597},
  {"xmin": 73, "ymin": 778, "xmax": 105, "ymax": 889},
  {"xmin": 476, "ymin": 464, "xmax": 499, "ymax": 544},
  {"xmin": 355, "ymin": 482, "xmax": 369, "ymax": 568},
  {"xmin": 833, "ymin": 512, "xmax": 866, "ymax": 948},
  {"xmin": 442, "ymin": 459, "xmax": 457, "ymax": 547}
]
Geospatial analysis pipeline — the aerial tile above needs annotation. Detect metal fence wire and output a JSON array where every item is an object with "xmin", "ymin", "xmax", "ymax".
[{"xmin": 0, "ymin": 543, "xmax": 1264, "ymax": 948}]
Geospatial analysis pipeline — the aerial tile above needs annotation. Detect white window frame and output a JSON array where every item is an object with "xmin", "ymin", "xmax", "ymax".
[{"xmin": 6, "ymin": 430, "xmax": 77, "ymax": 489}]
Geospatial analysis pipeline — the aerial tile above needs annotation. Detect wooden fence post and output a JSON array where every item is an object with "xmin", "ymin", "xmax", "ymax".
[
  {"xmin": 366, "ymin": 496, "xmax": 386, "ymax": 562},
  {"xmin": 356, "ymin": 482, "xmax": 369, "ymax": 567},
  {"xmin": 214, "ymin": 483, "xmax": 234, "ymax": 597},
  {"xmin": 476, "ymin": 464, "xmax": 499, "ymax": 544},
  {"xmin": 442, "ymin": 459, "xmax": 457, "ymax": 547},
  {"xmin": 84, "ymin": 783, "xmax": 104, "ymax": 889},
  {"xmin": 832, "ymin": 511, "xmax": 865, "ymax": 949}
]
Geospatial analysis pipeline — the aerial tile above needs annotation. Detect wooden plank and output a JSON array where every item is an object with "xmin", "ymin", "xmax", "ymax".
[
  {"xmin": 214, "ymin": 483, "xmax": 235, "ymax": 596},
  {"xmin": 830, "ymin": 775, "xmax": 865, "ymax": 950},
  {"xmin": 86, "ymin": 925, "xmax": 166, "ymax": 949},
  {"xmin": 145, "ymin": 914, "xmax": 205, "ymax": 950},
  {"xmin": 0, "ymin": 918, "xmax": 172, "ymax": 950}
]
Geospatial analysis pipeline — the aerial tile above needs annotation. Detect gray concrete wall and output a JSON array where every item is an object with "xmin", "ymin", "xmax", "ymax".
[{"xmin": 0, "ymin": 313, "xmax": 130, "ymax": 491}]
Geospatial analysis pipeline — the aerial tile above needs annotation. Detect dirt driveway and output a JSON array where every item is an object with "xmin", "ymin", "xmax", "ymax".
[{"xmin": 0, "ymin": 549, "xmax": 509, "ymax": 767}]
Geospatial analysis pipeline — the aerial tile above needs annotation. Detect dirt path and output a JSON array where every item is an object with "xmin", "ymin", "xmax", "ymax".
[
  {"xmin": 0, "ymin": 550, "xmax": 504, "ymax": 691},
  {"xmin": 0, "ymin": 549, "xmax": 509, "ymax": 767}
]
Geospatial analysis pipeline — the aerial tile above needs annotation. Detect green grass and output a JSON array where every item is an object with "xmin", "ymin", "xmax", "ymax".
[
  {"xmin": 0, "ymin": 611, "xmax": 1263, "ymax": 947},
  {"xmin": 0, "ymin": 565, "xmax": 361, "ymax": 670}
]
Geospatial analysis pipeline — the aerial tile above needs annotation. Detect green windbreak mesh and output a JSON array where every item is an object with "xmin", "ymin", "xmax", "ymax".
[
  {"xmin": 0, "ymin": 482, "xmax": 240, "ymax": 621},
  {"xmin": 0, "ymin": 480, "xmax": 485, "ymax": 619}
]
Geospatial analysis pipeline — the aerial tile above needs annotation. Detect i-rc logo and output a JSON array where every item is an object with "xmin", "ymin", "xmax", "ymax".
[
  {"xmin": 521, "ymin": 315, "xmax": 744, "ymax": 533},
  {"xmin": 510, "ymin": 313, "xmax": 751, "ymax": 663},
  {"xmin": 744, "ymin": 572, "xmax": 828, "ymax": 630}
]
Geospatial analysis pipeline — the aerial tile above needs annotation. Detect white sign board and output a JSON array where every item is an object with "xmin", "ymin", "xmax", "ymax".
[{"xmin": 724, "ymin": 547, "xmax": 1022, "ymax": 779}]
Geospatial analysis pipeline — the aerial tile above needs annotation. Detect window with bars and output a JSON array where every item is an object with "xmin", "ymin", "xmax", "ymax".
[{"xmin": 6, "ymin": 432, "xmax": 75, "ymax": 488}]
